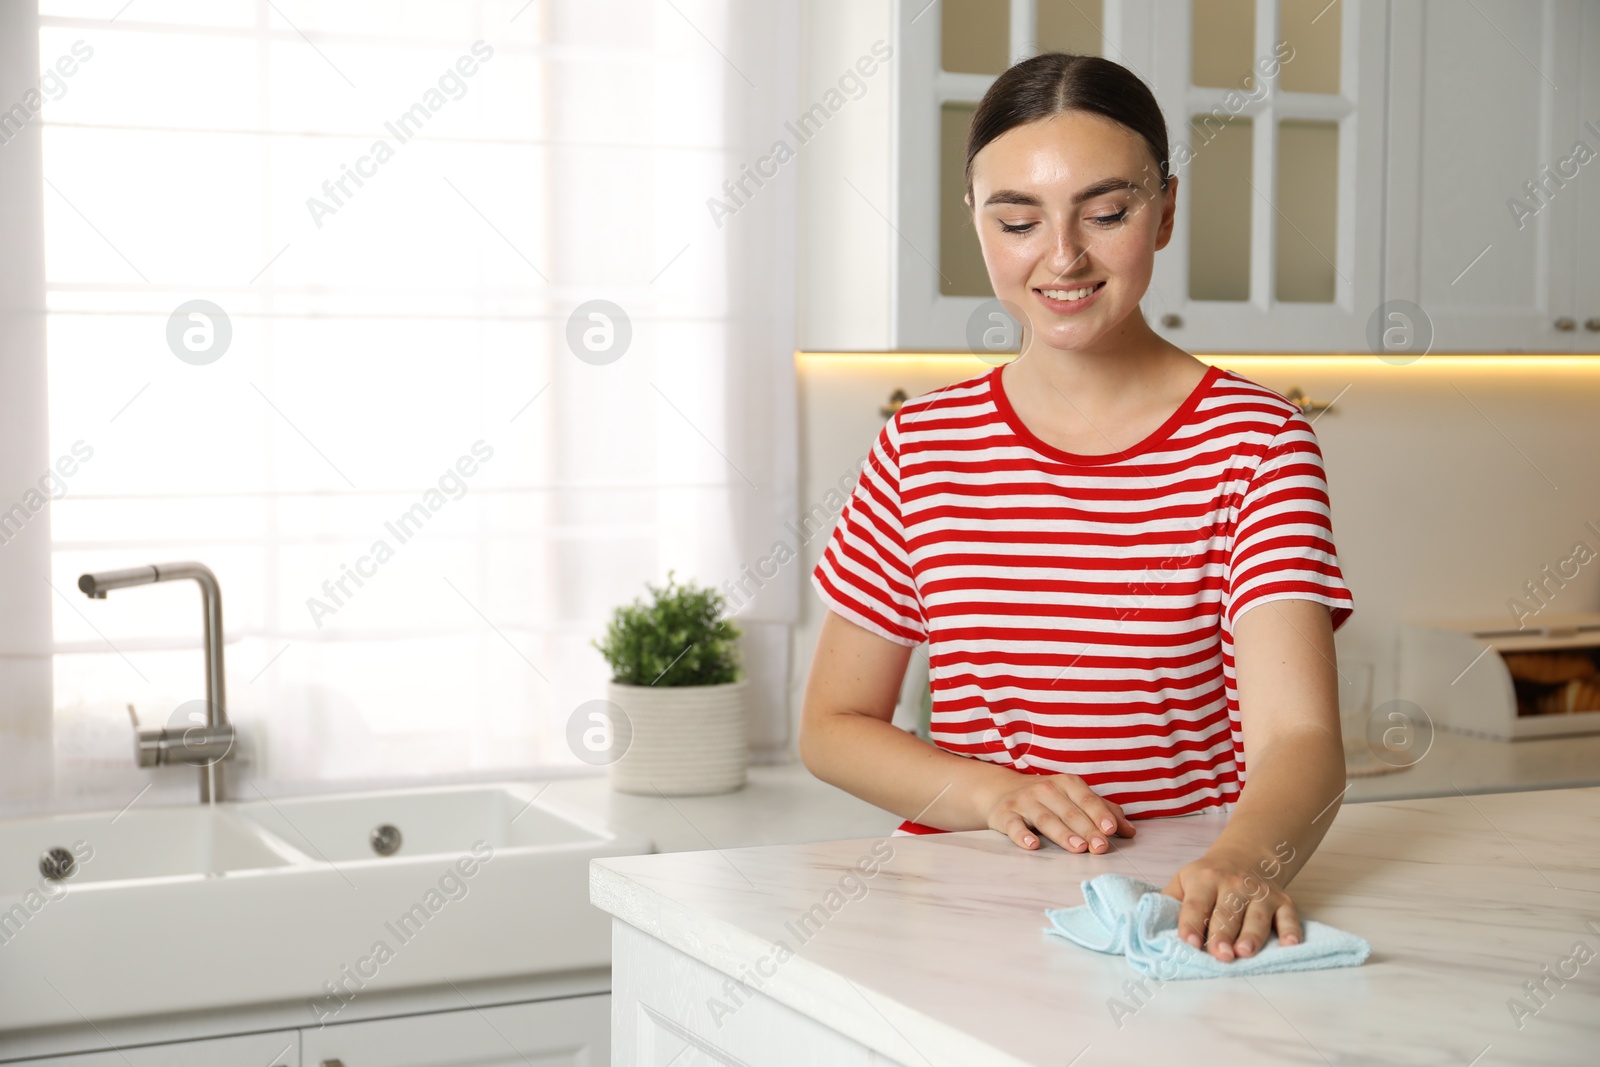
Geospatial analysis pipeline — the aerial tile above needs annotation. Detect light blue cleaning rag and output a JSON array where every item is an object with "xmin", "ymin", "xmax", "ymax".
[{"xmin": 1043, "ymin": 872, "xmax": 1371, "ymax": 979}]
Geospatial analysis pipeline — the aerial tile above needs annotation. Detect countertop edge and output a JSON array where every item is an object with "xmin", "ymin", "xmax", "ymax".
[{"xmin": 589, "ymin": 855, "xmax": 1037, "ymax": 1067}]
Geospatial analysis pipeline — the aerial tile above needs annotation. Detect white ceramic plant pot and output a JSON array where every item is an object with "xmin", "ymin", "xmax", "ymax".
[{"xmin": 604, "ymin": 678, "xmax": 748, "ymax": 796}]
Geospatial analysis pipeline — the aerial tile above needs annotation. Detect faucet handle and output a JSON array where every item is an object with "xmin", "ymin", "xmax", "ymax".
[
  {"xmin": 127, "ymin": 703, "xmax": 164, "ymax": 769},
  {"xmin": 125, "ymin": 702, "xmax": 234, "ymax": 770}
]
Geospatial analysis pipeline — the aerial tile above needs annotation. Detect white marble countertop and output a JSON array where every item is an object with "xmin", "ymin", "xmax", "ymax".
[
  {"xmin": 591, "ymin": 786, "xmax": 1600, "ymax": 1066},
  {"xmin": 7, "ymin": 733, "xmax": 1594, "ymax": 1061},
  {"xmin": 534, "ymin": 725, "xmax": 1600, "ymax": 849},
  {"xmin": 1342, "ymin": 726, "xmax": 1600, "ymax": 802},
  {"xmin": 533, "ymin": 762, "xmax": 895, "ymax": 850}
]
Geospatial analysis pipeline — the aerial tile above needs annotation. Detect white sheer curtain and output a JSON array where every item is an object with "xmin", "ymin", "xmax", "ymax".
[{"xmin": 7, "ymin": 0, "xmax": 798, "ymax": 809}]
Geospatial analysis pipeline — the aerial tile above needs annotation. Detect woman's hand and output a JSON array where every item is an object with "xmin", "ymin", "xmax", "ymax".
[
  {"xmin": 1162, "ymin": 848, "xmax": 1302, "ymax": 960},
  {"xmin": 984, "ymin": 773, "xmax": 1138, "ymax": 853}
]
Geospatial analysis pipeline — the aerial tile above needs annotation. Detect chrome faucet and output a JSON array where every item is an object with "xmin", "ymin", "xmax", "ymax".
[{"xmin": 78, "ymin": 562, "xmax": 234, "ymax": 803}]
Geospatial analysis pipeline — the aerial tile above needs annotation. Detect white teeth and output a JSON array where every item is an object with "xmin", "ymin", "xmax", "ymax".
[{"xmin": 1041, "ymin": 284, "xmax": 1100, "ymax": 301}]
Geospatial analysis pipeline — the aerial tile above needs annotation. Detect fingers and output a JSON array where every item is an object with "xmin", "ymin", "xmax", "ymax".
[
  {"xmin": 991, "ymin": 810, "xmax": 1041, "ymax": 850},
  {"xmin": 1274, "ymin": 900, "xmax": 1303, "ymax": 947},
  {"xmin": 1175, "ymin": 880, "xmax": 1217, "ymax": 951},
  {"xmin": 1030, "ymin": 804, "xmax": 1106, "ymax": 853},
  {"xmin": 1107, "ymin": 801, "xmax": 1138, "ymax": 838},
  {"xmin": 1233, "ymin": 894, "xmax": 1276, "ymax": 958},
  {"xmin": 987, "ymin": 777, "xmax": 1135, "ymax": 853},
  {"xmin": 1204, "ymin": 892, "xmax": 1248, "ymax": 961},
  {"xmin": 1057, "ymin": 778, "xmax": 1133, "ymax": 843},
  {"xmin": 1164, "ymin": 859, "xmax": 1300, "ymax": 961}
]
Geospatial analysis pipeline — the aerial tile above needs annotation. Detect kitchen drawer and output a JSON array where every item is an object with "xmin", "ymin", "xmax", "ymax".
[
  {"xmin": 11, "ymin": 1031, "xmax": 296, "ymax": 1066},
  {"xmin": 300, "ymin": 995, "xmax": 607, "ymax": 1067}
]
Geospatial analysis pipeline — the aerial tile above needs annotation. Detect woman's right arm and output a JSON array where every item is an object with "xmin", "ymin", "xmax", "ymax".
[{"xmin": 797, "ymin": 609, "xmax": 1137, "ymax": 853}]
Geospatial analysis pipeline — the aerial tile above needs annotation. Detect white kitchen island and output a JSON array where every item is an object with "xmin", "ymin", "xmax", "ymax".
[{"xmin": 590, "ymin": 786, "xmax": 1600, "ymax": 1066}]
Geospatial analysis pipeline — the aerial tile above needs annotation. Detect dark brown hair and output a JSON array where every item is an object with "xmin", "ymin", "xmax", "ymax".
[{"xmin": 964, "ymin": 52, "xmax": 1170, "ymax": 209}]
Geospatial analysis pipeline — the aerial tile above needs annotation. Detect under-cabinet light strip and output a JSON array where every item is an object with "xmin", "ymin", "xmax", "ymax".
[{"xmin": 796, "ymin": 352, "xmax": 1600, "ymax": 369}]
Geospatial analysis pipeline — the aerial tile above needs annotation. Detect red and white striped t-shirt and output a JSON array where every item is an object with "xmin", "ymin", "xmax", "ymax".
[{"xmin": 810, "ymin": 362, "xmax": 1354, "ymax": 835}]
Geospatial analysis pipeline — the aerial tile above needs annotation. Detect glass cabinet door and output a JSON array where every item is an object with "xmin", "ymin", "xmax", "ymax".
[
  {"xmin": 896, "ymin": 0, "xmax": 1106, "ymax": 349},
  {"xmin": 1145, "ymin": 0, "xmax": 1387, "ymax": 351},
  {"xmin": 895, "ymin": 0, "xmax": 1384, "ymax": 352}
]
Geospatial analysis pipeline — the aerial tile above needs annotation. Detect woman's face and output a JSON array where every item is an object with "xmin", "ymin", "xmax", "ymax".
[{"xmin": 967, "ymin": 110, "xmax": 1176, "ymax": 354}]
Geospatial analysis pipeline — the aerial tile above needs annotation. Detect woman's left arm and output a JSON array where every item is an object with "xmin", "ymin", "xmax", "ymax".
[{"xmin": 1162, "ymin": 597, "xmax": 1348, "ymax": 961}]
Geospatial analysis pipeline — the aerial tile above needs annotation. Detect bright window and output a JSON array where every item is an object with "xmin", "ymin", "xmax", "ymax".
[{"xmin": 33, "ymin": 1, "xmax": 796, "ymax": 801}]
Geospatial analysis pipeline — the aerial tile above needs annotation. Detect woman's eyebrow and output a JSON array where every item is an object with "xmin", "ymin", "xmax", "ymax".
[{"xmin": 983, "ymin": 178, "xmax": 1139, "ymax": 208}]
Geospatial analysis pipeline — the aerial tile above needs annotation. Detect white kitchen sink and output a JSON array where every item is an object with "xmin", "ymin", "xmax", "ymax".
[
  {"xmin": 0, "ymin": 781, "xmax": 652, "ymax": 1034},
  {"xmin": 0, "ymin": 805, "xmax": 302, "ymax": 894},
  {"xmin": 230, "ymin": 782, "xmax": 604, "ymax": 863}
]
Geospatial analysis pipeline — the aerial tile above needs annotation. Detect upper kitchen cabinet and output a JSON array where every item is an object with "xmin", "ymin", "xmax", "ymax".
[
  {"xmin": 1386, "ymin": 1, "xmax": 1595, "ymax": 352},
  {"xmin": 1145, "ymin": 0, "xmax": 1387, "ymax": 352},
  {"xmin": 891, "ymin": 0, "xmax": 1135, "ymax": 350},
  {"xmin": 890, "ymin": 0, "xmax": 1389, "ymax": 352}
]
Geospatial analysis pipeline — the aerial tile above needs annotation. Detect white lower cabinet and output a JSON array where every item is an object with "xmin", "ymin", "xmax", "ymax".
[
  {"xmin": 16, "ymin": 1030, "xmax": 298, "ymax": 1066},
  {"xmin": 612, "ymin": 922, "xmax": 902, "ymax": 1067},
  {"xmin": 12, "ymin": 996, "xmax": 606, "ymax": 1067},
  {"xmin": 300, "ymin": 995, "xmax": 610, "ymax": 1067}
]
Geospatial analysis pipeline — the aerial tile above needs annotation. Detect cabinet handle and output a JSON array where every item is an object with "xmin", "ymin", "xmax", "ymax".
[
  {"xmin": 1283, "ymin": 386, "xmax": 1334, "ymax": 415},
  {"xmin": 879, "ymin": 388, "xmax": 907, "ymax": 419},
  {"xmin": 320, "ymin": 1060, "xmax": 345, "ymax": 1067},
  {"xmin": 1159, "ymin": 313, "xmax": 1183, "ymax": 328},
  {"xmin": 1586, "ymin": 318, "xmax": 1600, "ymax": 332},
  {"xmin": 1555, "ymin": 316, "xmax": 1576, "ymax": 331}
]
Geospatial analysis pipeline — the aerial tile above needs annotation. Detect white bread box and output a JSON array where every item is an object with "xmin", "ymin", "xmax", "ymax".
[{"xmin": 1398, "ymin": 613, "xmax": 1600, "ymax": 740}]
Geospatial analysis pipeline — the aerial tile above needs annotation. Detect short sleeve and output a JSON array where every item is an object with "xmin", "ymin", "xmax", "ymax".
[
  {"xmin": 1223, "ymin": 410, "xmax": 1354, "ymax": 633},
  {"xmin": 810, "ymin": 415, "xmax": 927, "ymax": 646}
]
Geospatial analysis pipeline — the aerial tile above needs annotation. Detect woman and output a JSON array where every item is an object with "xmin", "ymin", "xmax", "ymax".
[{"xmin": 800, "ymin": 53, "xmax": 1355, "ymax": 964}]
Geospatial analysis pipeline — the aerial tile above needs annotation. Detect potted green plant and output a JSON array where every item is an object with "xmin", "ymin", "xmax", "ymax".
[{"xmin": 592, "ymin": 570, "xmax": 747, "ymax": 795}]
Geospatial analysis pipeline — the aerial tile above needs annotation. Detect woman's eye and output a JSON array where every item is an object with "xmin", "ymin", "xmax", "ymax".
[
  {"xmin": 1092, "ymin": 210, "xmax": 1129, "ymax": 226},
  {"xmin": 999, "ymin": 221, "xmax": 1036, "ymax": 235}
]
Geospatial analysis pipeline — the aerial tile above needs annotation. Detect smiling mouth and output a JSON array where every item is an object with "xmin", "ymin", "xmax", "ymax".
[{"xmin": 1035, "ymin": 281, "xmax": 1105, "ymax": 300}]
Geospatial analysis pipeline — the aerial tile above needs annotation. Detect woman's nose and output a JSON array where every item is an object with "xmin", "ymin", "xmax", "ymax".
[{"xmin": 1044, "ymin": 228, "xmax": 1091, "ymax": 277}]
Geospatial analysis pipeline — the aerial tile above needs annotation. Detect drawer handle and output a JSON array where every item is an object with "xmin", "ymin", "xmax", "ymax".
[
  {"xmin": 1555, "ymin": 316, "xmax": 1576, "ymax": 331},
  {"xmin": 320, "ymin": 1060, "xmax": 345, "ymax": 1067}
]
